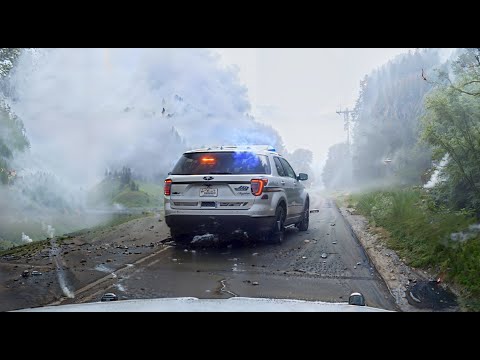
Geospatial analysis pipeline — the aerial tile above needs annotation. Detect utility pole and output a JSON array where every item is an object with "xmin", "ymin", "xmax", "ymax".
[{"xmin": 336, "ymin": 108, "xmax": 353, "ymax": 148}]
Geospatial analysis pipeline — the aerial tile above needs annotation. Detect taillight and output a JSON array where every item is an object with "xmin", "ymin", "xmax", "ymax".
[
  {"xmin": 251, "ymin": 178, "xmax": 268, "ymax": 196},
  {"xmin": 164, "ymin": 179, "xmax": 172, "ymax": 196}
]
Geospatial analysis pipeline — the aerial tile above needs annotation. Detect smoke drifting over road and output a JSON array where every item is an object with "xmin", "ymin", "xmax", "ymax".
[{"xmin": 7, "ymin": 48, "xmax": 286, "ymax": 186}]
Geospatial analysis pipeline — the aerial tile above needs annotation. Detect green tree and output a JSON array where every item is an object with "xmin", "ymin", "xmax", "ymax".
[
  {"xmin": 0, "ymin": 48, "xmax": 21, "ymax": 79},
  {"xmin": 421, "ymin": 49, "xmax": 480, "ymax": 211},
  {"xmin": 0, "ymin": 48, "xmax": 29, "ymax": 184}
]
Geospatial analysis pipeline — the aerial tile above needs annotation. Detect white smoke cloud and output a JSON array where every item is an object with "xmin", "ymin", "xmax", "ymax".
[
  {"xmin": 42, "ymin": 223, "xmax": 55, "ymax": 238},
  {"xmin": 7, "ymin": 48, "xmax": 285, "ymax": 189},
  {"xmin": 21, "ymin": 232, "xmax": 32, "ymax": 243},
  {"xmin": 450, "ymin": 223, "xmax": 480, "ymax": 243},
  {"xmin": 424, "ymin": 154, "xmax": 449, "ymax": 189}
]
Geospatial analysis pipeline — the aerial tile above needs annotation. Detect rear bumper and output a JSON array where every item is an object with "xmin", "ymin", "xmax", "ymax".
[{"xmin": 165, "ymin": 214, "xmax": 275, "ymax": 234}]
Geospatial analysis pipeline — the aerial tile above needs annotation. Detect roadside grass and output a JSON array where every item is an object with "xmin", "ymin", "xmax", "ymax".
[
  {"xmin": 112, "ymin": 189, "xmax": 152, "ymax": 208},
  {"xmin": 0, "ymin": 212, "xmax": 151, "ymax": 255},
  {"xmin": 0, "ymin": 217, "xmax": 91, "ymax": 250},
  {"xmin": 345, "ymin": 188, "xmax": 480, "ymax": 311},
  {"xmin": 333, "ymin": 191, "xmax": 351, "ymax": 208},
  {"xmin": 88, "ymin": 179, "xmax": 163, "ymax": 208},
  {"xmin": 0, "ymin": 238, "xmax": 50, "ymax": 257},
  {"xmin": 67, "ymin": 212, "xmax": 150, "ymax": 237},
  {"xmin": 137, "ymin": 181, "xmax": 163, "ymax": 200}
]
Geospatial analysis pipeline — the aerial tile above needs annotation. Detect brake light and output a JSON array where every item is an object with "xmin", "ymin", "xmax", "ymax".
[
  {"xmin": 251, "ymin": 178, "xmax": 268, "ymax": 196},
  {"xmin": 201, "ymin": 156, "xmax": 216, "ymax": 164},
  {"xmin": 164, "ymin": 179, "xmax": 172, "ymax": 196}
]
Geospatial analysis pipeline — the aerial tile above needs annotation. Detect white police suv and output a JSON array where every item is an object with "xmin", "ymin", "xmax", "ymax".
[{"xmin": 164, "ymin": 145, "xmax": 309, "ymax": 243}]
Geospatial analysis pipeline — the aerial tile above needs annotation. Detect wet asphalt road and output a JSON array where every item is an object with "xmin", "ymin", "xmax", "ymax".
[{"xmin": 73, "ymin": 196, "xmax": 398, "ymax": 311}]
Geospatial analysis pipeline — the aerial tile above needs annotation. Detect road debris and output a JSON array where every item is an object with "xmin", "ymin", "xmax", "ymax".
[
  {"xmin": 31, "ymin": 271, "xmax": 42, "ymax": 276},
  {"xmin": 252, "ymin": 252, "xmax": 259, "ymax": 256},
  {"xmin": 101, "ymin": 293, "xmax": 118, "ymax": 302},
  {"xmin": 252, "ymin": 281, "xmax": 259, "ymax": 286},
  {"xmin": 302, "ymin": 256, "xmax": 307, "ymax": 259},
  {"xmin": 409, "ymin": 291, "xmax": 421, "ymax": 303},
  {"xmin": 220, "ymin": 279, "xmax": 237, "ymax": 296},
  {"xmin": 310, "ymin": 209, "xmax": 320, "ymax": 213},
  {"xmin": 191, "ymin": 233, "xmax": 215, "ymax": 244},
  {"xmin": 304, "ymin": 240, "xmax": 311, "ymax": 243},
  {"xmin": 321, "ymin": 253, "xmax": 328, "ymax": 259},
  {"xmin": 22, "ymin": 270, "xmax": 29, "ymax": 278}
]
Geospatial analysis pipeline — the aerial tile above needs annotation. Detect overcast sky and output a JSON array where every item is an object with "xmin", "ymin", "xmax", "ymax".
[{"xmin": 212, "ymin": 48, "xmax": 411, "ymax": 169}]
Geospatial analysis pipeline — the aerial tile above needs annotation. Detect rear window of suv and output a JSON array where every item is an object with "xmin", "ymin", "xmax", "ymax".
[{"xmin": 171, "ymin": 152, "xmax": 271, "ymax": 175}]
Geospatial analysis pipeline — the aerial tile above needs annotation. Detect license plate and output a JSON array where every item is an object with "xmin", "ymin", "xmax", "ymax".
[{"xmin": 200, "ymin": 188, "xmax": 218, "ymax": 197}]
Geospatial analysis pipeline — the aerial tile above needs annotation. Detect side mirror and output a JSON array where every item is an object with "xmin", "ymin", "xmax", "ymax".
[
  {"xmin": 348, "ymin": 292, "xmax": 366, "ymax": 306},
  {"xmin": 297, "ymin": 173, "xmax": 308, "ymax": 181}
]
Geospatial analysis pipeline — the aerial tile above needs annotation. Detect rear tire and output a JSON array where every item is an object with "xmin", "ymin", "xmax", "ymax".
[
  {"xmin": 297, "ymin": 199, "xmax": 309, "ymax": 231},
  {"xmin": 267, "ymin": 205, "xmax": 286, "ymax": 244}
]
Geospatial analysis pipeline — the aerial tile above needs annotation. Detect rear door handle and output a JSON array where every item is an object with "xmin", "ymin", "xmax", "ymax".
[{"xmin": 281, "ymin": 180, "xmax": 286, "ymax": 185}]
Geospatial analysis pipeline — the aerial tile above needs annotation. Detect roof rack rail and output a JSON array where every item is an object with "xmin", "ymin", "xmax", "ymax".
[{"xmin": 187, "ymin": 145, "xmax": 278, "ymax": 153}]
